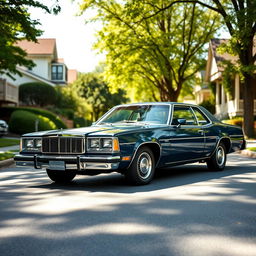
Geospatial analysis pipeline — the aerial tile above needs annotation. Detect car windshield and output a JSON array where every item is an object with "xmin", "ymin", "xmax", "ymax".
[{"xmin": 97, "ymin": 105, "xmax": 170, "ymax": 125}]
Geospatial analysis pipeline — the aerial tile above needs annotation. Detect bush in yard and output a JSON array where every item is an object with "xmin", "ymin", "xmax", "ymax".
[
  {"xmin": 222, "ymin": 117, "xmax": 243, "ymax": 127},
  {"xmin": 199, "ymin": 99, "xmax": 215, "ymax": 114},
  {"xmin": 0, "ymin": 106, "xmax": 66, "ymax": 129},
  {"xmin": 9, "ymin": 110, "xmax": 57, "ymax": 135},
  {"xmin": 19, "ymin": 82, "xmax": 57, "ymax": 107}
]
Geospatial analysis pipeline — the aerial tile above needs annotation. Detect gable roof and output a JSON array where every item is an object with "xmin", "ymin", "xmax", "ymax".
[
  {"xmin": 210, "ymin": 39, "xmax": 238, "ymax": 72},
  {"xmin": 16, "ymin": 38, "xmax": 57, "ymax": 56}
]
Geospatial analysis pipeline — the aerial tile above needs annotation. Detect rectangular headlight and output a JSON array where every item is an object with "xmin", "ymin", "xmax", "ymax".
[
  {"xmin": 102, "ymin": 138, "xmax": 112, "ymax": 148},
  {"xmin": 22, "ymin": 138, "xmax": 42, "ymax": 152},
  {"xmin": 87, "ymin": 137, "xmax": 119, "ymax": 152},
  {"xmin": 89, "ymin": 138, "xmax": 100, "ymax": 148}
]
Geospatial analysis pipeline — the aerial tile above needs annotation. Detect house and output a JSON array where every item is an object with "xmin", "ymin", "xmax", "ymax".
[
  {"xmin": 205, "ymin": 38, "xmax": 256, "ymax": 119},
  {"xmin": 0, "ymin": 38, "xmax": 77, "ymax": 106}
]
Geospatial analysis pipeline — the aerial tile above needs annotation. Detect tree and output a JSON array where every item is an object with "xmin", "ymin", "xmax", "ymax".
[
  {"xmin": 19, "ymin": 82, "xmax": 57, "ymax": 107},
  {"xmin": 143, "ymin": 0, "xmax": 256, "ymax": 137},
  {"xmin": 73, "ymin": 73, "xmax": 128, "ymax": 121},
  {"xmin": 80, "ymin": 0, "xmax": 220, "ymax": 102},
  {"xmin": 0, "ymin": 0, "xmax": 60, "ymax": 78}
]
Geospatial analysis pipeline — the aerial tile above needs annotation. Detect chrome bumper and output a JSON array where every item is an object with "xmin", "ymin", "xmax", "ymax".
[{"xmin": 14, "ymin": 154, "xmax": 121, "ymax": 170}]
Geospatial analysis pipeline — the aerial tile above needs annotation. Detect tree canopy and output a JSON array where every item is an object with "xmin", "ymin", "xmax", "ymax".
[
  {"xmin": 73, "ymin": 72, "xmax": 128, "ymax": 121},
  {"xmin": 150, "ymin": 0, "xmax": 256, "ymax": 137},
  {"xmin": 0, "ymin": 0, "xmax": 60, "ymax": 78},
  {"xmin": 80, "ymin": 0, "xmax": 221, "ymax": 102}
]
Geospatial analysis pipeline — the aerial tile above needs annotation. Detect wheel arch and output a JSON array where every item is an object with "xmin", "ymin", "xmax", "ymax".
[
  {"xmin": 128, "ymin": 141, "xmax": 161, "ymax": 168},
  {"xmin": 219, "ymin": 137, "xmax": 231, "ymax": 153}
]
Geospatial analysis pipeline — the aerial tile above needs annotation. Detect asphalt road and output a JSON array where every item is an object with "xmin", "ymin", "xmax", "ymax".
[{"xmin": 0, "ymin": 153, "xmax": 255, "ymax": 256}]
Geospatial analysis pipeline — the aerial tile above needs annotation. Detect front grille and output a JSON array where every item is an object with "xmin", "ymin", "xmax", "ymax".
[{"xmin": 42, "ymin": 137, "xmax": 85, "ymax": 154}]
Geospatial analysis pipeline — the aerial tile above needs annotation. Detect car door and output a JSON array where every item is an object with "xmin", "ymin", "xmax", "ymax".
[{"xmin": 166, "ymin": 105, "xmax": 205, "ymax": 164}]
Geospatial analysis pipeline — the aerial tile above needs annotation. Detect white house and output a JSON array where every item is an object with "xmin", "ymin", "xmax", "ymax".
[
  {"xmin": 205, "ymin": 38, "xmax": 256, "ymax": 119},
  {"xmin": 0, "ymin": 38, "xmax": 77, "ymax": 106}
]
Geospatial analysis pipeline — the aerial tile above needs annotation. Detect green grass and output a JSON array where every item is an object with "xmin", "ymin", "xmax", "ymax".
[
  {"xmin": 247, "ymin": 147, "xmax": 256, "ymax": 152},
  {"xmin": 0, "ymin": 151, "xmax": 15, "ymax": 161},
  {"xmin": 0, "ymin": 138, "xmax": 20, "ymax": 147}
]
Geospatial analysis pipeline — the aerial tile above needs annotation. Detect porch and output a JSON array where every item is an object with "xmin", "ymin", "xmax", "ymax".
[{"xmin": 0, "ymin": 78, "xmax": 18, "ymax": 106}]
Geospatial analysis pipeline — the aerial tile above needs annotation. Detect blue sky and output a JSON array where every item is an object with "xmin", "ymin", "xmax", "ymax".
[{"xmin": 30, "ymin": 1, "xmax": 104, "ymax": 73}]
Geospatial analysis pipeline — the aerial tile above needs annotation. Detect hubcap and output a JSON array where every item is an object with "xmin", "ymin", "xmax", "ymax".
[
  {"xmin": 138, "ymin": 152, "xmax": 152, "ymax": 179},
  {"xmin": 216, "ymin": 146, "xmax": 225, "ymax": 166}
]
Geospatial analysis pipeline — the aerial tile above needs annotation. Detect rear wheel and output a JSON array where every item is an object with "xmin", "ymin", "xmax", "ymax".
[
  {"xmin": 125, "ymin": 146, "xmax": 155, "ymax": 185},
  {"xmin": 46, "ymin": 169, "xmax": 76, "ymax": 183},
  {"xmin": 207, "ymin": 142, "xmax": 226, "ymax": 171}
]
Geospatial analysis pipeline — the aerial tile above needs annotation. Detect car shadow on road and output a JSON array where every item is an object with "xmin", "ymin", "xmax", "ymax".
[{"xmin": 30, "ymin": 153, "xmax": 256, "ymax": 194}]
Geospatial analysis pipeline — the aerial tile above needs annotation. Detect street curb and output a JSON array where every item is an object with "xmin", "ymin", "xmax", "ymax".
[
  {"xmin": 239, "ymin": 150, "xmax": 256, "ymax": 158},
  {"xmin": 0, "ymin": 158, "xmax": 14, "ymax": 169}
]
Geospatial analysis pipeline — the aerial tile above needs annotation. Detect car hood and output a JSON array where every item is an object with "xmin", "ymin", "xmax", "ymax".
[{"xmin": 22, "ymin": 124, "xmax": 166, "ymax": 137}]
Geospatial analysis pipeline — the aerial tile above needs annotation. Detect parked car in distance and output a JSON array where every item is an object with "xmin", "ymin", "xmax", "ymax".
[
  {"xmin": 0, "ymin": 120, "xmax": 8, "ymax": 137},
  {"xmin": 14, "ymin": 103, "xmax": 246, "ymax": 185}
]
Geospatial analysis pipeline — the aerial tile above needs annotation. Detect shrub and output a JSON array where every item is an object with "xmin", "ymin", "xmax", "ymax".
[
  {"xmin": 222, "ymin": 117, "xmax": 243, "ymax": 127},
  {"xmin": 74, "ymin": 117, "xmax": 91, "ymax": 128},
  {"xmin": 199, "ymin": 99, "xmax": 215, "ymax": 114},
  {"xmin": 9, "ymin": 110, "xmax": 57, "ymax": 135},
  {"xmin": 19, "ymin": 82, "xmax": 57, "ymax": 107},
  {"xmin": 0, "ymin": 107, "xmax": 66, "ymax": 129}
]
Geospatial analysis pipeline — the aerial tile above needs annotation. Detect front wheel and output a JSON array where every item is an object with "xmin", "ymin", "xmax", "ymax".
[
  {"xmin": 207, "ymin": 142, "xmax": 226, "ymax": 171},
  {"xmin": 125, "ymin": 146, "xmax": 155, "ymax": 185},
  {"xmin": 46, "ymin": 169, "xmax": 76, "ymax": 183}
]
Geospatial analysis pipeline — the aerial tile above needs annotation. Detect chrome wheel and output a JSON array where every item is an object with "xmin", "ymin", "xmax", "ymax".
[
  {"xmin": 125, "ymin": 146, "xmax": 155, "ymax": 185},
  {"xmin": 207, "ymin": 142, "xmax": 226, "ymax": 172},
  {"xmin": 138, "ymin": 152, "xmax": 152, "ymax": 180},
  {"xmin": 216, "ymin": 145, "xmax": 225, "ymax": 166}
]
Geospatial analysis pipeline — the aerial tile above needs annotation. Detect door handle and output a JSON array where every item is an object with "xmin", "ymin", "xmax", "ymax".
[{"xmin": 198, "ymin": 130, "xmax": 204, "ymax": 135}]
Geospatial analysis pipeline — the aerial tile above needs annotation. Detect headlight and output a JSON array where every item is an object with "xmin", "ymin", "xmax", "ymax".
[
  {"xmin": 22, "ymin": 138, "xmax": 42, "ymax": 152},
  {"xmin": 89, "ymin": 138, "xmax": 100, "ymax": 148},
  {"xmin": 102, "ymin": 138, "xmax": 112, "ymax": 148},
  {"xmin": 87, "ymin": 137, "xmax": 119, "ymax": 152}
]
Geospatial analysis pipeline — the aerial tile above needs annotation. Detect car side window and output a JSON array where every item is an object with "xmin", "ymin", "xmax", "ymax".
[
  {"xmin": 171, "ymin": 106, "xmax": 197, "ymax": 125},
  {"xmin": 192, "ymin": 107, "xmax": 210, "ymax": 126}
]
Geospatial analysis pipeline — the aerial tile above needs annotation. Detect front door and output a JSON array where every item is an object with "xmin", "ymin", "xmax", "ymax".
[{"xmin": 166, "ymin": 105, "xmax": 205, "ymax": 164}]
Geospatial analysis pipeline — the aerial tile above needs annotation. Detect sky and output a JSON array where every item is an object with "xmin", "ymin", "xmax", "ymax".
[{"xmin": 30, "ymin": 0, "xmax": 104, "ymax": 73}]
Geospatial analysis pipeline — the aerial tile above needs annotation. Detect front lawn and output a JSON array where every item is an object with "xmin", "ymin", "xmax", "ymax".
[
  {"xmin": 247, "ymin": 147, "xmax": 256, "ymax": 152},
  {"xmin": 0, "ymin": 151, "xmax": 15, "ymax": 161},
  {"xmin": 0, "ymin": 138, "xmax": 20, "ymax": 147}
]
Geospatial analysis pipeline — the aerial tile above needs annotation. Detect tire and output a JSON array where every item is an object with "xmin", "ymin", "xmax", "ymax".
[
  {"xmin": 125, "ymin": 146, "xmax": 155, "ymax": 185},
  {"xmin": 46, "ymin": 169, "xmax": 76, "ymax": 183},
  {"xmin": 207, "ymin": 142, "xmax": 226, "ymax": 171}
]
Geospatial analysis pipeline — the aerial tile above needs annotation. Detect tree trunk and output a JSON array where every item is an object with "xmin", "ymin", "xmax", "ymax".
[{"xmin": 242, "ymin": 73, "xmax": 255, "ymax": 138}]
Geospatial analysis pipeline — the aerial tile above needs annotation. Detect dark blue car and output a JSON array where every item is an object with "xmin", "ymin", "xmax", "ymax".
[{"xmin": 15, "ymin": 103, "xmax": 246, "ymax": 185}]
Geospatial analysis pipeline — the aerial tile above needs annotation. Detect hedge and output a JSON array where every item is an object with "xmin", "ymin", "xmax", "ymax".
[
  {"xmin": 19, "ymin": 82, "xmax": 57, "ymax": 107},
  {"xmin": 8, "ymin": 110, "xmax": 58, "ymax": 135},
  {"xmin": 0, "ymin": 106, "xmax": 66, "ymax": 129}
]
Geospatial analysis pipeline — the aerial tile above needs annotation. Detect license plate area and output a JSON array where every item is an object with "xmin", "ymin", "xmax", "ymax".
[{"xmin": 49, "ymin": 161, "xmax": 65, "ymax": 171}]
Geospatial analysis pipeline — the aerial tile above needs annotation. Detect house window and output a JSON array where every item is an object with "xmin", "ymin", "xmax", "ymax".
[{"xmin": 51, "ymin": 65, "xmax": 64, "ymax": 81}]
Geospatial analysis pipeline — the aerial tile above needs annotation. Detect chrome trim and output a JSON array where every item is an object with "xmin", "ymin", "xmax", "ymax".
[
  {"xmin": 15, "ymin": 154, "xmax": 121, "ymax": 162},
  {"xmin": 127, "ymin": 141, "xmax": 162, "ymax": 169},
  {"xmin": 81, "ymin": 162, "xmax": 119, "ymax": 170},
  {"xmin": 170, "ymin": 104, "xmax": 213, "ymax": 127},
  {"xmin": 42, "ymin": 136, "xmax": 85, "ymax": 154},
  {"xmin": 119, "ymin": 142, "xmax": 136, "ymax": 145},
  {"xmin": 165, "ymin": 156, "xmax": 210, "ymax": 165},
  {"xmin": 229, "ymin": 135, "xmax": 244, "ymax": 138}
]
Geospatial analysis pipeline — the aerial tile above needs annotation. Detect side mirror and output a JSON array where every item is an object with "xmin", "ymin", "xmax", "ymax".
[{"xmin": 176, "ymin": 118, "xmax": 186, "ymax": 127}]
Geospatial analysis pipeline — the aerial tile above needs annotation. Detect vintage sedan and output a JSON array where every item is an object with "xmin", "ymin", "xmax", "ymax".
[{"xmin": 15, "ymin": 103, "xmax": 246, "ymax": 185}]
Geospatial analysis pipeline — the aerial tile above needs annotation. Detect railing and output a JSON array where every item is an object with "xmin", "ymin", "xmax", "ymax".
[{"xmin": 0, "ymin": 78, "xmax": 18, "ymax": 104}]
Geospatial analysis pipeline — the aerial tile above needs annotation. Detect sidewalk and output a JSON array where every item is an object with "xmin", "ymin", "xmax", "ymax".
[{"xmin": 0, "ymin": 145, "xmax": 19, "ymax": 153}]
